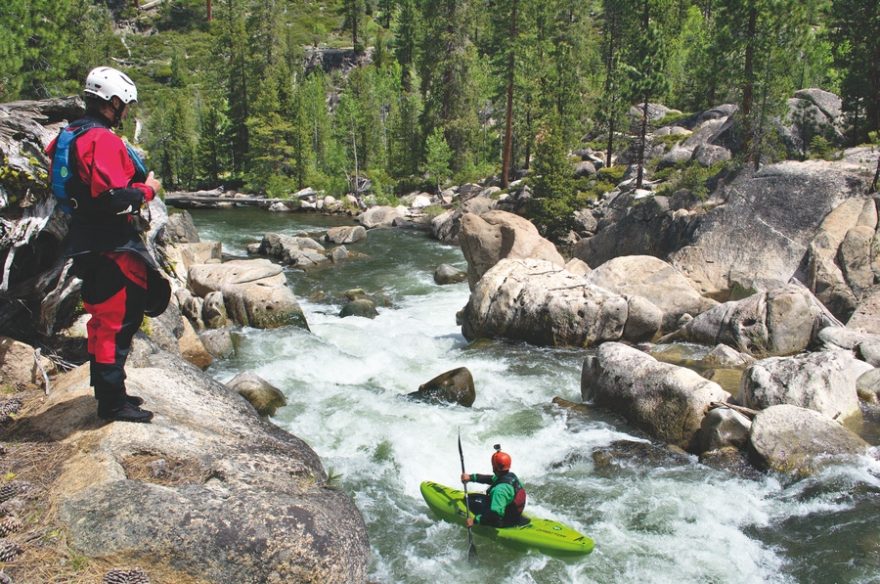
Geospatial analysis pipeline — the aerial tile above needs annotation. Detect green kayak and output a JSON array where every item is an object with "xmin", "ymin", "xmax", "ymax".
[{"xmin": 420, "ymin": 480, "xmax": 594, "ymax": 557}]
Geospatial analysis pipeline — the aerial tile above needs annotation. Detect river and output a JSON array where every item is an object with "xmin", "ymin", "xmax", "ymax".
[{"xmin": 189, "ymin": 208, "xmax": 880, "ymax": 584}]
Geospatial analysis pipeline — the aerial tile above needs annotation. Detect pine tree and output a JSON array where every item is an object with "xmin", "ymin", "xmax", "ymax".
[
  {"xmin": 246, "ymin": 69, "xmax": 297, "ymax": 196},
  {"xmin": 527, "ymin": 122, "xmax": 578, "ymax": 240},
  {"xmin": 423, "ymin": 127, "xmax": 453, "ymax": 192},
  {"xmin": 343, "ymin": 0, "xmax": 367, "ymax": 53},
  {"xmin": 8, "ymin": 0, "xmax": 80, "ymax": 98},
  {"xmin": 487, "ymin": 0, "xmax": 521, "ymax": 187},
  {"xmin": 629, "ymin": 0, "xmax": 670, "ymax": 188},
  {"xmin": 389, "ymin": 86, "xmax": 424, "ymax": 177},
  {"xmin": 715, "ymin": 0, "xmax": 810, "ymax": 167},
  {"xmin": 0, "ymin": 0, "xmax": 30, "ymax": 99},
  {"xmin": 418, "ymin": 0, "xmax": 480, "ymax": 174},
  {"xmin": 392, "ymin": 0, "xmax": 420, "ymax": 91},
  {"xmin": 197, "ymin": 100, "xmax": 231, "ymax": 187},
  {"xmin": 665, "ymin": 3, "xmax": 718, "ymax": 111},
  {"xmin": 69, "ymin": 0, "xmax": 117, "ymax": 85},
  {"xmin": 147, "ymin": 91, "xmax": 198, "ymax": 190},
  {"xmin": 599, "ymin": 0, "xmax": 638, "ymax": 167},
  {"xmin": 829, "ymin": 0, "xmax": 880, "ymax": 143},
  {"xmin": 301, "ymin": 73, "xmax": 333, "ymax": 176},
  {"xmin": 218, "ymin": 0, "xmax": 251, "ymax": 177}
]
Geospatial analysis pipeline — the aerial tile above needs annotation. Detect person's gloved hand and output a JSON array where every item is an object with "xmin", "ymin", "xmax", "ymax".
[
  {"xmin": 460, "ymin": 472, "xmax": 469, "ymax": 483},
  {"xmin": 144, "ymin": 171, "xmax": 162, "ymax": 200}
]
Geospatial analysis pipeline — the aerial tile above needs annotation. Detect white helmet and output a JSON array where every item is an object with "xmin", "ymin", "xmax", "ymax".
[{"xmin": 84, "ymin": 66, "xmax": 138, "ymax": 104}]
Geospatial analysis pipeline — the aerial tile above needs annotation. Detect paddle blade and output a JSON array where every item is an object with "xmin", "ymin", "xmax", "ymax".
[{"xmin": 467, "ymin": 537, "xmax": 477, "ymax": 562}]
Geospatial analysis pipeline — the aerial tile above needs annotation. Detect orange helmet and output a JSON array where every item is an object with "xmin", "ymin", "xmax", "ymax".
[{"xmin": 491, "ymin": 449, "xmax": 511, "ymax": 473}]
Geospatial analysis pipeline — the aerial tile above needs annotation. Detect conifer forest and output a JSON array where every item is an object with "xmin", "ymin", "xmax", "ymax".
[{"xmin": 1, "ymin": 0, "xmax": 878, "ymax": 234}]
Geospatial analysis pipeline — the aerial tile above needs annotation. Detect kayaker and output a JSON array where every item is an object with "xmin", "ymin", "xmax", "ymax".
[
  {"xmin": 47, "ymin": 66, "xmax": 170, "ymax": 423},
  {"xmin": 460, "ymin": 445, "xmax": 527, "ymax": 527}
]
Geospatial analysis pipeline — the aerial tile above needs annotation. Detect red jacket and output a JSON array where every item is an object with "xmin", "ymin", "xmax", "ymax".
[{"xmin": 47, "ymin": 116, "xmax": 156, "ymax": 260}]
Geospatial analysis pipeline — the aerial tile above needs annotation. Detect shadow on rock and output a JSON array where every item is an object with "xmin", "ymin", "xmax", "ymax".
[{"xmin": 3, "ymin": 395, "xmax": 106, "ymax": 443}]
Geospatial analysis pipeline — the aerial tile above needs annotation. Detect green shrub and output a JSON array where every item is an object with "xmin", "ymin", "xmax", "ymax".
[
  {"xmin": 654, "ymin": 111, "xmax": 692, "ymax": 128},
  {"xmin": 654, "ymin": 133, "xmax": 688, "ymax": 149},
  {"xmin": 652, "ymin": 166, "xmax": 677, "ymax": 182},
  {"xmin": 654, "ymin": 160, "xmax": 732, "ymax": 201},
  {"xmin": 265, "ymin": 175, "xmax": 299, "ymax": 199},
  {"xmin": 808, "ymin": 135, "xmax": 834, "ymax": 159},
  {"xmin": 597, "ymin": 165, "xmax": 626, "ymax": 183},
  {"xmin": 423, "ymin": 205, "xmax": 446, "ymax": 219}
]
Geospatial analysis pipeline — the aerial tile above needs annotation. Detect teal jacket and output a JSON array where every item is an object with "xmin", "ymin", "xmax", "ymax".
[{"xmin": 468, "ymin": 473, "xmax": 517, "ymax": 525}]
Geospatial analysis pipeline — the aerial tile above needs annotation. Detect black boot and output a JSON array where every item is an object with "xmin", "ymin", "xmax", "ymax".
[
  {"xmin": 97, "ymin": 400, "xmax": 154, "ymax": 423},
  {"xmin": 123, "ymin": 390, "xmax": 145, "ymax": 407}
]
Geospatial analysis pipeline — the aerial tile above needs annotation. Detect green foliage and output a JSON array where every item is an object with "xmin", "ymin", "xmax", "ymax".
[
  {"xmin": 526, "ymin": 124, "xmax": 578, "ymax": 240},
  {"xmin": 0, "ymin": 0, "xmax": 108, "ymax": 99},
  {"xmin": 654, "ymin": 110, "xmax": 691, "ymax": 128},
  {"xmin": 197, "ymin": 100, "xmax": 232, "ymax": 187},
  {"xmin": 145, "ymin": 90, "xmax": 198, "ymax": 190},
  {"xmin": 829, "ymin": 0, "xmax": 880, "ymax": 143},
  {"xmin": 808, "ymin": 135, "xmax": 837, "ymax": 160},
  {"xmin": 653, "ymin": 132, "xmax": 688, "ymax": 149},
  {"xmin": 422, "ymin": 204, "xmax": 446, "ymax": 219},
  {"xmin": 156, "ymin": 0, "xmax": 210, "ymax": 33},
  {"xmin": 714, "ymin": 0, "xmax": 811, "ymax": 166},
  {"xmin": 418, "ymin": 1, "xmax": 481, "ymax": 173},
  {"xmin": 655, "ymin": 160, "xmax": 732, "ymax": 200},
  {"xmin": 423, "ymin": 127, "xmax": 453, "ymax": 192},
  {"xmin": 2, "ymin": 0, "xmax": 871, "ymax": 202},
  {"xmin": 597, "ymin": 164, "xmax": 626, "ymax": 182}
]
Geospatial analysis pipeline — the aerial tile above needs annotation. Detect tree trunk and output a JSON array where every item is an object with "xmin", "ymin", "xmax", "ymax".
[
  {"xmin": 501, "ymin": 0, "xmax": 518, "ymax": 189},
  {"xmin": 207, "ymin": 0, "xmax": 212, "ymax": 21},
  {"xmin": 871, "ymin": 154, "xmax": 880, "ymax": 194},
  {"xmin": 637, "ymin": 97, "xmax": 649, "ymax": 188},
  {"xmin": 636, "ymin": 0, "xmax": 650, "ymax": 189},
  {"xmin": 604, "ymin": 9, "xmax": 618, "ymax": 168},
  {"xmin": 741, "ymin": 5, "xmax": 758, "ymax": 161}
]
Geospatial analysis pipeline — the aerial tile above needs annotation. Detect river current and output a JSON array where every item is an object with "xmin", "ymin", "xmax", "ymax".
[{"xmin": 190, "ymin": 208, "xmax": 879, "ymax": 584}]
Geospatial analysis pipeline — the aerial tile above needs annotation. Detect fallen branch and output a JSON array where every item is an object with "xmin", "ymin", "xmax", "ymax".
[{"xmin": 33, "ymin": 348, "xmax": 50, "ymax": 396}]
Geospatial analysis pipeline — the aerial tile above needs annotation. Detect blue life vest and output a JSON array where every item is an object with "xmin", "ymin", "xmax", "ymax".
[{"xmin": 51, "ymin": 120, "xmax": 148, "ymax": 214}]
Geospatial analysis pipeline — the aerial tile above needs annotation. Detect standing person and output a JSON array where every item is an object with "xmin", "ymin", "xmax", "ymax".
[
  {"xmin": 47, "ymin": 66, "xmax": 170, "ymax": 423},
  {"xmin": 460, "ymin": 445, "xmax": 527, "ymax": 527}
]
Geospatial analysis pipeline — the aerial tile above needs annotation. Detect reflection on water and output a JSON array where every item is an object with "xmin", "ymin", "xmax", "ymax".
[{"xmin": 188, "ymin": 209, "xmax": 880, "ymax": 584}]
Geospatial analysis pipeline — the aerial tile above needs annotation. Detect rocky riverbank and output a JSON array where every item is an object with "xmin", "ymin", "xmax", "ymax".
[{"xmin": 2, "ymin": 91, "xmax": 880, "ymax": 581}]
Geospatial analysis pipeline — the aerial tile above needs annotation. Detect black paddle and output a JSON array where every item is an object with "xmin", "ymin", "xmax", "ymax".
[{"xmin": 457, "ymin": 430, "xmax": 477, "ymax": 562}]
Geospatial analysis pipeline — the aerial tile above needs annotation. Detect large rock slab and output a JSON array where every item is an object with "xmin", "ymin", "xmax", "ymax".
[
  {"xmin": 585, "ymin": 255, "xmax": 717, "ymax": 330},
  {"xmin": 749, "ymin": 404, "xmax": 870, "ymax": 476},
  {"xmin": 258, "ymin": 233, "xmax": 328, "ymax": 268},
  {"xmin": 325, "ymin": 225, "xmax": 366, "ymax": 245},
  {"xmin": 13, "ymin": 351, "xmax": 369, "ymax": 584},
  {"xmin": 802, "ymin": 197, "xmax": 876, "ymax": 320},
  {"xmin": 357, "ymin": 206, "xmax": 402, "ymax": 229},
  {"xmin": 461, "ymin": 259, "xmax": 653, "ymax": 347},
  {"xmin": 661, "ymin": 284, "xmax": 828, "ymax": 357},
  {"xmin": 848, "ymin": 286, "xmax": 880, "ymax": 334},
  {"xmin": 188, "ymin": 260, "xmax": 307, "ymax": 330},
  {"xmin": 581, "ymin": 342, "xmax": 731, "ymax": 451},
  {"xmin": 188, "ymin": 259, "xmax": 286, "ymax": 297},
  {"xmin": 741, "ymin": 350, "xmax": 872, "ymax": 421},
  {"xmin": 669, "ymin": 160, "xmax": 873, "ymax": 297},
  {"xmin": 459, "ymin": 210, "xmax": 564, "ymax": 290}
]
